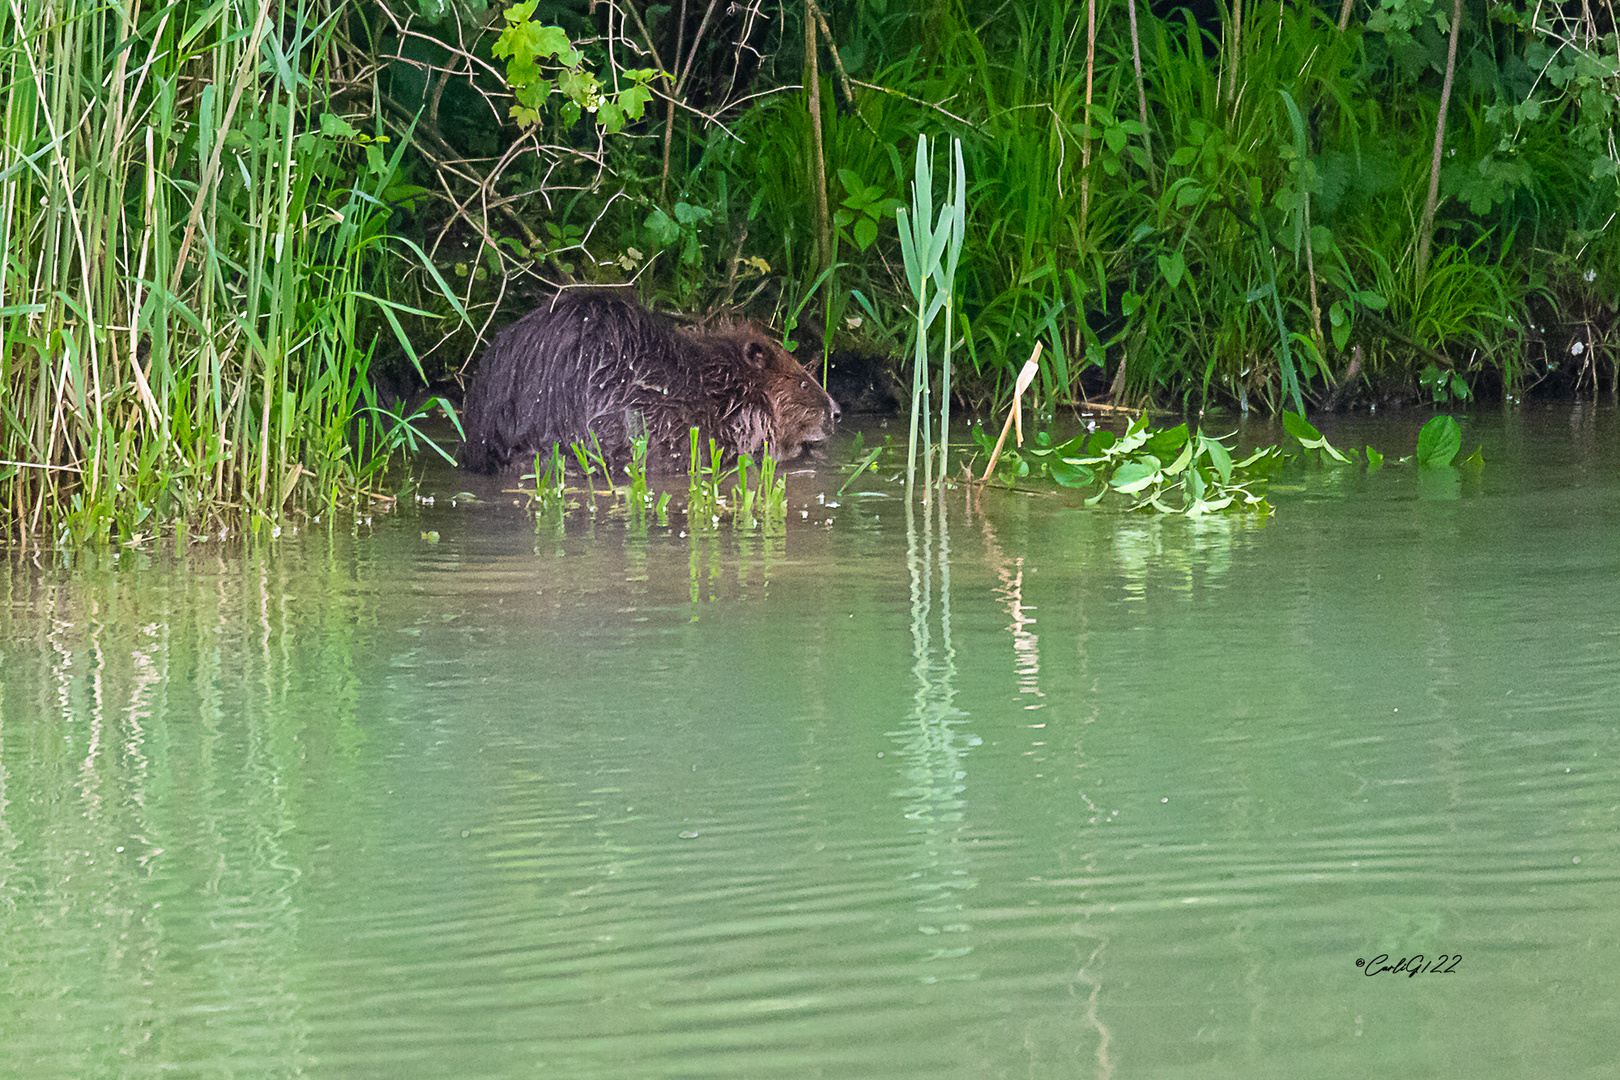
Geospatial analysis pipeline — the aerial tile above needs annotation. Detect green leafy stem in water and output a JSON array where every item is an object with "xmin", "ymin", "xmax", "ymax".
[
  {"xmin": 974, "ymin": 412, "xmax": 1480, "ymax": 514},
  {"xmin": 686, "ymin": 427, "xmax": 786, "ymax": 531},
  {"xmin": 973, "ymin": 415, "xmax": 1275, "ymax": 516},
  {"xmin": 525, "ymin": 432, "xmax": 670, "ymax": 528},
  {"xmin": 492, "ymin": 1, "xmax": 657, "ymax": 133}
]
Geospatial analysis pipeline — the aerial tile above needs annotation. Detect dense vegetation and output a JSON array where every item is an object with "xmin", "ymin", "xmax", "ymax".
[{"xmin": 2, "ymin": 0, "xmax": 1616, "ymax": 543}]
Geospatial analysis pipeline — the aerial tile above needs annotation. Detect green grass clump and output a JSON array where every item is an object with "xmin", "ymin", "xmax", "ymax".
[{"xmin": 0, "ymin": 0, "xmax": 463, "ymax": 547}]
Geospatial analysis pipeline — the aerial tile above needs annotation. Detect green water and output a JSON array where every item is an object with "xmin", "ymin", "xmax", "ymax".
[{"xmin": 3, "ymin": 405, "xmax": 1618, "ymax": 1078}]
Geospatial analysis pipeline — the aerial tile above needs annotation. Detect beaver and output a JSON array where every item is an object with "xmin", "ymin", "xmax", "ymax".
[{"xmin": 459, "ymin": 291, "xmax": 840, "ymax": 473}]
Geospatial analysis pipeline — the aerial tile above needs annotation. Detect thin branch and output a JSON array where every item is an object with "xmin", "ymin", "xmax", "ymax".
[
  {"xmin": 807, "ymin": 0, "xmax": 877, "ymax": 136},
  {"xmin": 850, "ymin": 79, "xmax": 972, "ymax": 126}
]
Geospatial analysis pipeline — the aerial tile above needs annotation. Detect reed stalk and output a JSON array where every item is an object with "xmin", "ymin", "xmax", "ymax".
[
  {"xmin": 895, "ymin": 135, "xmax": 966, "ymax": 497},
  {"xmin": 0, "ymin": 0, "xmax": 451, "ymax": 545}
]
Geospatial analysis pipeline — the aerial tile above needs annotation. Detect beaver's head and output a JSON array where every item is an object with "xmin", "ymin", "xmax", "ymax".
[
  {"xmin": 744, "ymin": 336, "xmax": 840, "ymax": 460},
  {"xmin": 696, "ymin": 324, "xmax": 840, "ymax": 460}
]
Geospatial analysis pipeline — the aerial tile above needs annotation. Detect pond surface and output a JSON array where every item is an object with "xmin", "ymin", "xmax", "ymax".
[{"xmin": 3, "ymin": 404, "xmax": 1618, "ymax": 1079}]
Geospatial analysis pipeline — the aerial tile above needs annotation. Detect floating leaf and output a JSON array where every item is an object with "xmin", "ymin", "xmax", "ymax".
[
  {"xmin": 1142, "ymin": 423, "xmax": 1188, "ymax": 460},
  {"xmin": 1415, "ymin": 415, "xmax": 1462, "ymax": 467},
  {"xmin": 1282, "ymin": 410, "xmax": 1321, "ymax": 443},
  {"xmin": 1051, "ymin": 458, "xmax": 1095, "ymax": 488},
  {"xmin": 1111, "ymin": 458, "xmax": 1162, "ymax": 494},
  {"xmin": 1201, "ymin": 435, "xmax": 1234, "ymax": 483},
  {"xmin": 1186, "ymin": 465, "xmax": 1207, "ymax": 501},
  {"xmin": 1282, "ymin": 410, "xmax": 1349, "ymax": 462},
  {"xmin": 1163, "ymin": 438, "xmax": 1196, "ymax": 476}
]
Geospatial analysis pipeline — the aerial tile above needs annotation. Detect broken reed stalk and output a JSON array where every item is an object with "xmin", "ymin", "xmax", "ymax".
[{"xmin": 978, "ymin": 342, "xmax": 1044, "ymax": 482}]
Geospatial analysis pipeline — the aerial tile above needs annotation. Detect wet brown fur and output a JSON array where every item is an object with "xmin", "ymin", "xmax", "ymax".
[{"xmin": 460, "ymin": 291, "xmax": 839, "ymax": 473}]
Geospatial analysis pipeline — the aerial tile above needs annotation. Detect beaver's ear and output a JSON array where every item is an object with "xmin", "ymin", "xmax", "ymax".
[{"xmin": 744, "ymin": 341, "xmax": 769, "ymax": 368}]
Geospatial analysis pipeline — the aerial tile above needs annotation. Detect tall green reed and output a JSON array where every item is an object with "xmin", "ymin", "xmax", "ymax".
[
  {"xmin": 895, "ymin": 135, "xmax": 965, "ymax": 495},
  {"xmin": 0, "ymin": 0, "xmax": 457, "ymax": 545}
]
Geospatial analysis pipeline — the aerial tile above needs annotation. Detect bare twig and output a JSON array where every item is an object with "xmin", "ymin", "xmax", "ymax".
[
  {"xmin": 850, "ymin": 79, "xmax": 972, "ymax": 126},
  {"xmin": 1416, "ymin": 0, "xmax": 1465, "ymax": 281},
  {"xmin": 807, "ymin": 0, "xmax": 877, "ymax": 136}
]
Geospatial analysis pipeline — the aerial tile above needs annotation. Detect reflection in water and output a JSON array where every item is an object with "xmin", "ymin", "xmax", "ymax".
[
  {"xmin": 4, "ymin": 407, "xmax": 1619, "ymax": 1078},
  {"xmin": 977, "ymin": 500, "xmax": 1114, "ymax": 1079},
  {"xmin": 892, "ymin": 497, "xmax": 978, "ymax": 977},
  {"xmin": 1113, "ymin": 514, "xmax": 1242, "ymax": 597},
  {"xmin": 686, "ymin": 526, "xmax": 784, "ymax": 605},
  {"xmin": 2, "ymin": 555, "xmax": 318, "ymax": 1075},
  {"xmin": 978, "ymin": 507, "xmax": 1043, "ymax": 707}
]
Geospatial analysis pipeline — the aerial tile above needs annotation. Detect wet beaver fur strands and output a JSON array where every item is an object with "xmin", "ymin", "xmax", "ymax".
[{"xmin": 459, "ymin": 291, "xmax": 838, "ymax": 474}]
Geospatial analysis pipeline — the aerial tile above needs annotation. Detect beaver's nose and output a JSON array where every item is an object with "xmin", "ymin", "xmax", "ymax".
[{"xmin": 829, "ymin": 398, "xmax": 842, "ymax": 422}]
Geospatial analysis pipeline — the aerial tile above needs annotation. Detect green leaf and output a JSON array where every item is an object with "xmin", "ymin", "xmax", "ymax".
[
  {"xmin": 320, "ymin": 112, "xmax": 360, "ymax": 138},
  {"xmin": 644, "ymin": 207, "xmax": 678, "ymax": 246},
  {"xmin": 1143, "ymin": 423, "xmax": 1189, "ymax": 460},
  {"xmin": 1111, "ymin": 459, "xmax": 1162, "ymax": 494},
  {"xmin": 911, "ymin": 135, "xmax": 934, "ymax": 250},
  {"xmin": 1279, "ymin": 410, "xmax": 1347, "ymax": 461},
  {"xmin": 853, "ymin": 216, "xmax": 878, "ymax": 251},
  {"xmin": 618, "ymin": 81, "xmax": 653, "ymax": 121},
  {"xmin": 1086, "ymin": 430, "xmax": 1118, "ymax": 455},
  {"xmin": 1365, "ymin": 446, "xmax": 1384, "ymax": 470},
  {"xmin": 1157, "ymin": 250, "xmax": 1186, "ymax": 289},
  {"xmin": 1331, "ymin": 307, "xmax": 1351, "ymax": 351},
  {"xmin": 531, "ymin": 24, "xmax": 580, "ymax": 64},
  {"xmin": 596, "ymin": 99, "xmax": 625, "ymax": 133},
  {"xmin": 1415, "ymin": 415, "xmax": 1462, "ymax": 467},
  {"xmin": 1201, "ymin": 435, "xmax": 1234, "ymax": 483},
  {"xmin": 1282, "ymin": 410, "xmax": 1320, "ymax": 443},
  {"xmin": 836, "ymin": 168, "xmax": 864, "ymax": 197},
  {"xmin": 1051, "ymin": 458, "xmax": 1095, "ymax": 488},
  {"xmin": 895, "ymin": 206, "xmax": 921, "ymax": 292},
  {"xmin": 1163, "ymin": 438, "xmax": 1196, "ymax": 475},
  {"xmin": 922, "ymin": 208, "xmax": 951, "ymax": 277}
]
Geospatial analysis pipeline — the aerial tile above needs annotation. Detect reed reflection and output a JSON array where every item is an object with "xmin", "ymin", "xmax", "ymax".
[{"xmin": 891, "ymin": 496, "xmax": 979, "ymax": 975}]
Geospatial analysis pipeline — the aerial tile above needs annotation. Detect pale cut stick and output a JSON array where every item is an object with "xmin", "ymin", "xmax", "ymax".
[{"xmin": 978, "ymin": 343, "xmax": 1043, "ymax": 483}]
